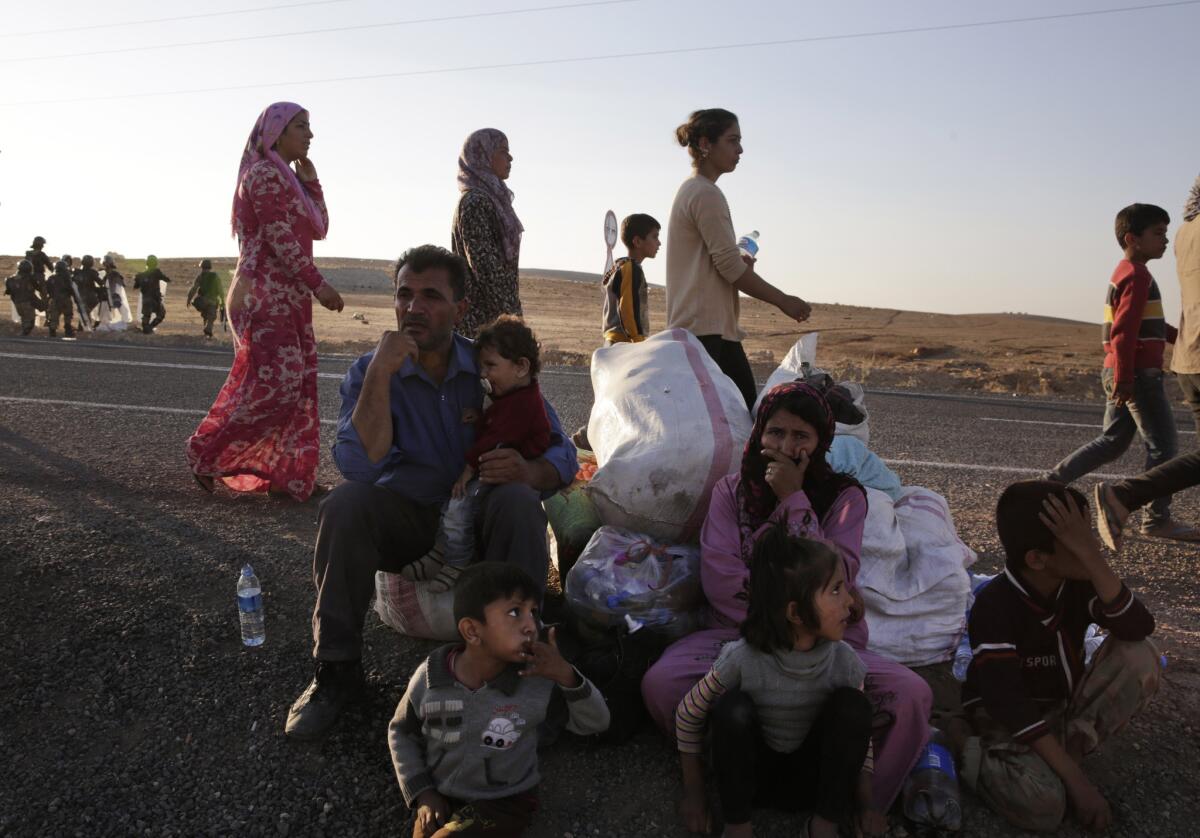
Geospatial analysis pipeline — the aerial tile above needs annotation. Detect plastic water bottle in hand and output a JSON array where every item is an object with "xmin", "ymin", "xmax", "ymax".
[
  {"xmin": 902, "ymin": 728, "xmax": 962, "ymax": 830},
  {"xmin": 737, "ymin": 230, "xmax": 760, "ymax": 259},
  {"xmin": 237, "ymin": 564, "xmax": 266, "ymax": 647}
]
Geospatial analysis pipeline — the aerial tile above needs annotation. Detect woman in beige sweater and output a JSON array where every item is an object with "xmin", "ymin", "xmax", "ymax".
[{"xmin": 665, "ymin": 108, "xmax": 811, "ymax": 410}]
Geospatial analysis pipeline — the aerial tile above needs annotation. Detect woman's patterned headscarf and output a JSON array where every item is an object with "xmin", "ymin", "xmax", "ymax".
[
  {"xmin": 736, "ymin": 381, "xmax": 864, "ymax": 544},
  {"xmin": 231, "ymin": 102, "xmax": 327, "ymax": 240},
  {"xmin": 457, "ymin": 128, "xmax": 523, "ymax": 266}
]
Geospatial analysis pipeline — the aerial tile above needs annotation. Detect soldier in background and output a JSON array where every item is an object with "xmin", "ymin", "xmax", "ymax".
[
  {"xmin": 186, "ymin": 258, "xmax": 225, "ymax": 338},
  {"xmin": 5, "ymin": 260, "xmax": 43, "ymax": 336},
  {"xmin": 46, "ymin": 260, "xmax": 76, "ymax": 338},
  {"xmin": 25, "ymin": 236, "xmax": 55, "ymax": 300},
  {"xmin": 76, "ymin": 255, "xmax": 105, "ymax": 328},
  {"xmin": 99, "ymin": 254, "xmax": 132, "ymax": 329},
  {"xmin": 61, "ymin": 254, "xmax": 77, "ymax": 294},
  {"xmin": 134, "ymin": 254, "xmax": 171, "ymax": 334}
]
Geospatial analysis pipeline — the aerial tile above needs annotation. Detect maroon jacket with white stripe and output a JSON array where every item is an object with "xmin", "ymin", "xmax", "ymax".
[{"xmin": 961, "ymin": 568, "xmax": 1155, "ymax": 743}]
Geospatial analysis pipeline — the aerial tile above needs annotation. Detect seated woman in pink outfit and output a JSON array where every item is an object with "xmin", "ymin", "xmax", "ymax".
[{"xmin": 642, "ymin": 381, "xmax": 932, "ymax": 816}]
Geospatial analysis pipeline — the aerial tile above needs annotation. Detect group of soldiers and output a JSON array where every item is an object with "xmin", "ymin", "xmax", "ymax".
[{"xmin": 4, "ymin": 237, "xmax": 227, "ymax": 339}]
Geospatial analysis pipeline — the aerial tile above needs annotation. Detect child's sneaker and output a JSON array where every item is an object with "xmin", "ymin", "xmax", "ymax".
[
  {"xmin": 400, "ymin": 552, "xmax": 445, "ymax": 583},
  {"xmin": 1093, "ymin": 482, "xmax": 1130, "ymax": 552}
]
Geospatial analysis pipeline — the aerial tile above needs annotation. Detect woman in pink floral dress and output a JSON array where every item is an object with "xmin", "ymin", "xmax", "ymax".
[{"xmin": 186, "ymin": 102, "xmax": 344, "ymax": 501}]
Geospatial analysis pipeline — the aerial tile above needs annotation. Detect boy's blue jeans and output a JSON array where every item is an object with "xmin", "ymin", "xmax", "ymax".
[{"xmin": 1047, "ymin": 367, "xmax": 1178, "ymax": 524}]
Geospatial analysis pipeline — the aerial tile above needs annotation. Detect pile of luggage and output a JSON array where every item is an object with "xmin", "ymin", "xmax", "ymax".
[{"xmin": 373, "ymin": 329, "xmax": 977, "ymax": 678}]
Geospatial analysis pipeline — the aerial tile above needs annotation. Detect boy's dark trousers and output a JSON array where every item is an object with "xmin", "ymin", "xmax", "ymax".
[
  {"xmin": 1047, "ymin": 367, "xmax": 1178, "ymax": 525},
  {"xmin": 711, "ymin": 687, "xmax": 872, "ymax": 826},
  {"xmin": 1176, "ymin": 372, "xmax": 1200, "ymax": 432},
  {"xmin": 1110, "ymin": 371, "xmax": 1200, "ymax": 510},
  {"xmin": 1111, "ymin": 450, "xmax": 1200, "ymax": 512}
]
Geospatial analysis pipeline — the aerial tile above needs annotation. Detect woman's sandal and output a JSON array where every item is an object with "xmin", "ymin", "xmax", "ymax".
[{"xmin": 193, "ymin": 473, "xmax": 215, "ymax": 494}]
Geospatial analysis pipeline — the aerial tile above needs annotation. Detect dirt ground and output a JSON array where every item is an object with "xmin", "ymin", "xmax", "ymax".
[
  {"xmin": 4, "ymin": 255, "xmax": 1112, "ymax": 399},
  {"xmin": 3, "ymin": 277, "xmax": 1200, "ymax": 835}
]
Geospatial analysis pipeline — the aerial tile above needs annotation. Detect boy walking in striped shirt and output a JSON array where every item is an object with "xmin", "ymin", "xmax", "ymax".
[
  {"xmin": 1046, "ymin": 203, "xmax": 1200, "ymax": 541},
  {"xmin": 959, "ymin": 481, "xmax": 1160, "ymax": 832}
]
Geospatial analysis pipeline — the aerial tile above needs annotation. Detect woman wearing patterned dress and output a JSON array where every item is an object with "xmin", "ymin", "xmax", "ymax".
[
  {"xmin": 450, "ymin": 128, "xmax": 523, "ymax": 339},
  {"xmin": 186, "ymin": 102, "xmax": 344, "ymax": 501}
]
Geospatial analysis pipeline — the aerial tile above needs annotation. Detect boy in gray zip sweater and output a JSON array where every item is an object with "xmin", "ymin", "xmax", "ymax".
[{"xmin": 389, "ymin": 563, "xmax": 609, "ymax": 837}]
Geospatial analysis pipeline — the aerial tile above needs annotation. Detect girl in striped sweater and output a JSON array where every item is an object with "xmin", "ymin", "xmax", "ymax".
[{"xmin": 676, "ymin": 524, "xmax": 885, "ymax": 837}]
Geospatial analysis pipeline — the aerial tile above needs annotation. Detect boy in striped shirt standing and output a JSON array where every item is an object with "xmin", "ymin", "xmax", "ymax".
[
  {"xmin": 959, "ymin": 481, "xmax": 1160, "ymax": 832},
  {"xmin": 1045, "ymin": 203, "xmax": 1199, "ymax": 541}
]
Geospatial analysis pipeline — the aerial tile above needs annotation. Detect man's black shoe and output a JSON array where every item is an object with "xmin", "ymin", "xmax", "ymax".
[{"xmin": 285, "ymin": 659, "xmax": 365, "ymax": 741}]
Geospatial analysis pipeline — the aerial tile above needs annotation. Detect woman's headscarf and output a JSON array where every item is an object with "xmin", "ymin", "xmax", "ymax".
[
  {"xmin": 231, "ymin": 102, "xmax": 327, "ymax": 240},
  {"xmin": 736, "ymin": 382, "xmax": 865, "ymax": 541},
  {"xmin": 457, "ymin": 128, "xmax": 523, "ymax": 265},
  {"xmin": 1185, "ymin": 173, "xmax": 1200, "ymax": 223}
]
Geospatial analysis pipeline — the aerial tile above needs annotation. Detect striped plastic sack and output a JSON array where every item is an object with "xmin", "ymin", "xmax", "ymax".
[
  {"xmin": 374, "ymin": 571, "xmax": 458, "ymax": 641},
  {"xmin": 584, "ymin": 329, "xmax": 752, "ymax": 543}
]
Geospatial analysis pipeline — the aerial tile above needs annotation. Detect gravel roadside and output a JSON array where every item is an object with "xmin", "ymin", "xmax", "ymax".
[{"xmin": 1, "ymin": 344, "xmax": 1197, "ymax": 837}]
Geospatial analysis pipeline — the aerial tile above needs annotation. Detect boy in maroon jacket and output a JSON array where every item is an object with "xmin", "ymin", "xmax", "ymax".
[
  {"xmin": 959, "ymin": 481, "xmax": 1160, "ymax": 832},
  {"xmin": 426, "ymin": 316, "xmax": 552, "ymax": 592},
  {"xmin": 1046, "ymin": 203, "xmax": 1199, "ymax": 541}
]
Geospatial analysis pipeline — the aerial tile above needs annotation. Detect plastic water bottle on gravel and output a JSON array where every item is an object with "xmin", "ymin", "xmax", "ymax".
[
  {"xmin": 902, "ymin": 728, "xmax": 962, "ymax": 831},
  {"xmin": 237, "ymin": 564, "xmax": 265, "ymax": 647},
  {"xmin": 737, "ymin": 230, "xmax": 760, "ymax": 259}
]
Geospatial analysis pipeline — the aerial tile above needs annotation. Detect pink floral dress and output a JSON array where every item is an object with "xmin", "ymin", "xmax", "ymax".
[{"xmin": 185, "ymin": 160, "xmax": 330, "ymax": 500}]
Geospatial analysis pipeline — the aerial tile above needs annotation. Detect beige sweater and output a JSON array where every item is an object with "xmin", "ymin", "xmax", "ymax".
[
  {"xmin": 1173, "ymin": 216, "xmax": 1200, "ymax": 374},
  {"xmin": 665, "ymin": 174, "xmax": 749, "ymax": 342}
]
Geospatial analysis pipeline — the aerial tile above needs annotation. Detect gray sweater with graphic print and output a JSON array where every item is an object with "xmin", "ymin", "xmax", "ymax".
[{"xmin": 388, "ymin": 644, "xmax": 610, "ymax": 806}]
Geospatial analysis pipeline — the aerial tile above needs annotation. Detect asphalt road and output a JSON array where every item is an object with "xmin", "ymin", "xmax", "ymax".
[{"xmin": 2, "ymin": 334, "xmax": 1197, "ymax": 837}]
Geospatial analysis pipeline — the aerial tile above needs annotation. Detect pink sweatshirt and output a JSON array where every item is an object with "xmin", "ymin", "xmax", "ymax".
[
  {"xmin": 642, "ymin": 473, "xmax": 931, "ymax": 810},
  {"xmin": 700, "ymin": 473, "xmax": 869, "ymax": 648}
]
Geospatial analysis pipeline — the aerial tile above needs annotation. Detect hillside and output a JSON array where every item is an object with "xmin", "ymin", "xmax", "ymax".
[{"xmin": 2, "ymin": 255, "xmax": 1107, "ymax": 397}]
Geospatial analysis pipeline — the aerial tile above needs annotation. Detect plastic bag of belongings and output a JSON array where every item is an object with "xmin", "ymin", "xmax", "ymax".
[
  {"xmin": 759, "ymin": 334, "xmax": 975, "ymax": 666},
  {"xmin": 545, "ymin": 451, "xmax": 602, "ymax": 579},
  {"xmin": 754, "ymin": 332, "xmax": 870, "ymax": 445},
  {"xmin": 565, "ymin": 526, "xmax": 704, "ymax": 642},
  {"xmin": 857, "ymin": 487, "xmax": 975, "ymax": 665},
  {"xmin": 374, "ymin": 534, "xmax": 459, "ymax": 642},
  {"xmin": 584, "ymin": 329, "xmax": 753, "ymax": 543}
]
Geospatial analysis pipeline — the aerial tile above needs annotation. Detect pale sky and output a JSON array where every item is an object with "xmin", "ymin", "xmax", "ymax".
[{"xmin": 4, "ymin": 0, "xmax": 1200, "ymax": 323}]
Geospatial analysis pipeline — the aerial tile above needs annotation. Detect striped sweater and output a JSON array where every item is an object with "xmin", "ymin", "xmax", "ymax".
[
  {"xmin": 961, "ymin": 569, "xmax": 1155, "ymax": 744},
  {"xmin": 1102, "ymin": 259, "xmax": 1177, "ymax": 382},
  {"xmin": 601, "ymin": 257, "xmax": 649, "ymax": 343},
  {"xmin": 675, "ymin": 637, "xmax": 872, "ymax": 769}
]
